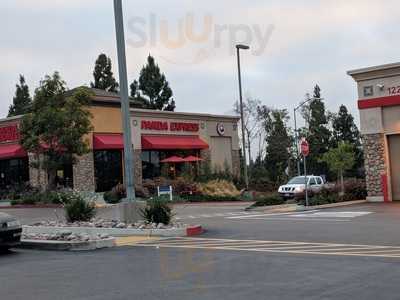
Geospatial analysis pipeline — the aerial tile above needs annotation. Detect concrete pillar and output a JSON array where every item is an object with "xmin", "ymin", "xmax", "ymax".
[{"xmin": 133, "ymin": 149, "xmax": 143, "ymax": 188}]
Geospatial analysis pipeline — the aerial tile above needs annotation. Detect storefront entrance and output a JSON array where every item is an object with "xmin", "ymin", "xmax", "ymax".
[
  {"xmin": 94, "ymin": 150, "xmax": 123, "ymax": 192},
  {"xmin": 388, "ymin": 134, "xmax": 400, "ymax": 201}
]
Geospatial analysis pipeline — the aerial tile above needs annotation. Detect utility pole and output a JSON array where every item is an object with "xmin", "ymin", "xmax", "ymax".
[
  {"xmin": 236, "ymin": 44, "xmax": 250, "ymax": 189},
  {"xmin": 113, "ymin": 0, "xmax": 135, "ymax": 201}
]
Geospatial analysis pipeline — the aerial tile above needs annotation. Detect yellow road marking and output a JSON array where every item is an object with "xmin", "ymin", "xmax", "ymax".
[{"xmin": 115, "ymin": 236, "xmax": 159, "ymax": 246}]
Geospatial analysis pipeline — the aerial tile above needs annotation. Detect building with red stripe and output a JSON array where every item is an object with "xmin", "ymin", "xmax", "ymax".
[
  {"xmin": 348, "ymin": 62, "xmax": 400, "ymax": 202},
  {"xmin": 0, "ymin": 88, "xmax": 240, "ymax": 192}
]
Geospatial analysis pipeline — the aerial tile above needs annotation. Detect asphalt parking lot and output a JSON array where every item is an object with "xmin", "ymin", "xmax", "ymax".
[{"xmin": 2, "ymin": 202, "xmax": 400, "ymax": 300}]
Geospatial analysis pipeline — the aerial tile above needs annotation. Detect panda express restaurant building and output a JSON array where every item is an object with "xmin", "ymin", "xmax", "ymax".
[
  {"xmin": 0, "ymin": 88, "xmax": 240, "ymax": 192},
  {"xmin": 348, "ymin": 62, "xmax": 400, "ymax": 202}
]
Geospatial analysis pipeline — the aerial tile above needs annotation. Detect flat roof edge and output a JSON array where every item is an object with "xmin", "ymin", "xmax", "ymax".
[
  {"xmin": 130, "ymin": 108, "xmax": 240, "ymax": 120},
  {"xmin": 347, "ymin": 62, "xmax": 400, "ymax": 76}
]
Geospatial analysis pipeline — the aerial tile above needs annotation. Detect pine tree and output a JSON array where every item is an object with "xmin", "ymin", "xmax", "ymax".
[
  {"xmin": 331, "ymin": 105, "xmax": 363, "ymax": 177},
  {"xmin": 332, "ymin": 105, "xmax": 360, "ymax": 146},
  {"xmin": 130, "ymin": 55, "xmax": 175, "ymax": 111},
  {"xmin": 260, "ymin": 108, "xmax": 292, "ymax": 183},
  {"xmin": 8, "ymin": 75, "xmax": 32, "ymax": 117},
  {"xmin": 306, "ymin": 85, "xmax": 331, "ymax": 176},
  {"xmin": 90, "ymin": 54, "xmax": 119, "ymax": 92}
]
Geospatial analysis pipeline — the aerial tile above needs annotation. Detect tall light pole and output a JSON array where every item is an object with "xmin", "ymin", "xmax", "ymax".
[
  {"xmin": 236, "ymin": 44, "xmax": 250, "ymax": 189},
  {"xmin": 293, "ymin": 97, "xmax": 323, "ymax": 176},
  {"xmin": 113, "ymin": 0, "xmax": 135, "ymax": 201}
]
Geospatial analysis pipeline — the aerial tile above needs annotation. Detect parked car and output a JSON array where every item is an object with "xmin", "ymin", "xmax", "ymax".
[
  {"xmin": 278, "ymin": 175, "xmax": 325, "ymax": 199},
  {"xmin": 0, "ymin": 212, "xmax": 22, "ymax": 250}
]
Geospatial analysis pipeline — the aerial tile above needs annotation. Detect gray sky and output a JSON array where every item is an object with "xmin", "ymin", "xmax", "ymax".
[{"xmin": 2, "ymin": 0, "xmax": 400, "ymax": 129}]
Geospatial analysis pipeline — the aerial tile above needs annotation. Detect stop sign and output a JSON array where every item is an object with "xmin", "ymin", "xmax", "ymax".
[{"xmin": 300, "ymin": 139, "xmax": 309, "ymax": 157}]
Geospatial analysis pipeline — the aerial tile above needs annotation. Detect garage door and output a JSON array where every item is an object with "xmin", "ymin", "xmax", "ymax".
[{"xmin": 388, "ymin": 134, "xmax": 400, "ymax": 200}]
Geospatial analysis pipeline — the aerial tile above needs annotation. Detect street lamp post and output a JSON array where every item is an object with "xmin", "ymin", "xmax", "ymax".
[
  {"xmin": 236, "ymin": 44, "xmax": 250, "ymax": 190},
  {"xmin": 293, "ymin": 97, "xmax": 323, "ymax": 176},
  {"xmin": 113, "ymin": 0, "xmax": 135, "ymax": 201}
]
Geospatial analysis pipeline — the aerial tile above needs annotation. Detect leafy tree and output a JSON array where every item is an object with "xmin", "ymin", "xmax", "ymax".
[
  {"xmin": 259, "ymin": 107, "xmax": 292, "ymax": 183},
  {"xmin": 90, "ymin": 53, "xmax": 119, "ymax": 92},
  {"xmin": 20, "ymin": 72, "xmax": 93, "ymax": 190},
  {"xmin": 8, "ymin": 75, "xmax": 32, "ymax": 117},
  {"xmin": 130, "ymin": 55, "xmax": 175, "ymax": 111},
  {"xmin": 302, "ymin": 85, "xmax": 331, "ymax": 176},
  {"xmin": 320, "ymin": 142, "xmax": 355, "ymax": 195}
]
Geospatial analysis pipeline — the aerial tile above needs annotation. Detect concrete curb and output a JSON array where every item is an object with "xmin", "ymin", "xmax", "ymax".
[
  {"xmin": 0, "ymin": 204, "xmax": 63, "ymax": 209},
  {"xmin": 246, "ymin": 200, "xmax": 368, "ymax": 213},
  {"xmin": 19, "ymin": 237, "xmax": 116, "ymax": 251},
  {"xmin": 23, "ymin": 224, "xmax": 204, "ymax": 238}
]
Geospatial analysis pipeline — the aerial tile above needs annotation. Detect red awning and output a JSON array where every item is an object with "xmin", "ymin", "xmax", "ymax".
[
  {"xmin": 141, "ymin": 135, "xmax": 209, "ymax": 150},
  {"xmin": 0, "ymin": 144, "xmax": 27, "ymax": 160},
  {"xmin": 183, "ymin": 155, "xmax": 203, "ymax": 162},
  {"xmin": 93, "ymin": 134, "xmax": 124, "ymax": 150}
]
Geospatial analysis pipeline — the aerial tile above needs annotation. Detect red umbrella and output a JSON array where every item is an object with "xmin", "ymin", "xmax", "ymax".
[
  {"xmin": 183, "ymin": 155, "xmax": 203, "ymax": 162},
  {"xmin": 160, "ymin": 156, "xmax": 185, "ymax": 163}
]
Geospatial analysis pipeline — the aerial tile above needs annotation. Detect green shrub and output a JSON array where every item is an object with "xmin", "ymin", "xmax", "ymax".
[
  {"xmin": 103, "ymin": 190, "xmax": 121, "ymax": 204},
  {"xmin": 140, "ymin": 197, "xmax": 173, "ymax": 225},
  {"xmin": 64, "ymin": 193, "xmax": 96, "ymax": 222},
  {"xmin": 343, "ymin": 179, "xmax": 367, "ymax": 201},
  {"xmin": 252, "ymin": 195, "xmax": 285, "ymax": 207}
]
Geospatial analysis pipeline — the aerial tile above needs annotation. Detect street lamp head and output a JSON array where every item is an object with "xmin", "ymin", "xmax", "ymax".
[{"xmin": 236, "ymin": 44, "xmax": 250, "ymax": 50}]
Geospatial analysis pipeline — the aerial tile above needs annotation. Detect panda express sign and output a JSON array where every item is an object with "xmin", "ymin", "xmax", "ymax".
[
  {"xmin": 0, "ymin": 124, "xmax": 20, "ymax": 143},
  {"xmin": 141, "ymin": 120, "xmax": 199, "ymax": 132}
]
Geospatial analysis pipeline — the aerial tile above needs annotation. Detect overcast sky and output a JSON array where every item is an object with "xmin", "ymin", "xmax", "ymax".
[{"xmin": 2, "ymin": 0, "xmax": 400, "ymax": 128}]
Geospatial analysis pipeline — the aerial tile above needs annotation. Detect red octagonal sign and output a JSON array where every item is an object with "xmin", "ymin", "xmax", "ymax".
[{"xmin": 300, "ymin": 139, "xmax": 309, "ymax": 157}]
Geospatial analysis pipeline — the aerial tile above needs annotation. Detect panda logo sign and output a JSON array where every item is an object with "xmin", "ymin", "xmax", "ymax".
[{"xmin": 216, "ymin": 123, "xmax": 225, "ymax": 136}]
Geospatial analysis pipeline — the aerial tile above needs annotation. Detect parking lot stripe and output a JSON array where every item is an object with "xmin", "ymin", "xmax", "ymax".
[{"xmin": 134, "ymin": 237, "xmax": 400, "ymax": 258}]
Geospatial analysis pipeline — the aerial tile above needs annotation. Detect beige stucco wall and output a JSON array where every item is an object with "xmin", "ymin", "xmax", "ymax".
[
  {"xmin": 383, "ymin": 106, "xmax": 400, "ymax": 134},
  {"xmin": 356, "ymin": 76, "xmax": 400, "ymax": 100}
]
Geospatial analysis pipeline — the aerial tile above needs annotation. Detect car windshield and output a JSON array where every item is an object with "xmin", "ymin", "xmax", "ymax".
[{"xmin": 287, "ymin": 177, "xmax": 307, "ymax": 184}]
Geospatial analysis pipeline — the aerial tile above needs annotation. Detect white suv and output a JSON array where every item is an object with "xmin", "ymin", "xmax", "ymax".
[{"xmin": 278, "ymin": 175, "xmax": 325, "ymax": 199}]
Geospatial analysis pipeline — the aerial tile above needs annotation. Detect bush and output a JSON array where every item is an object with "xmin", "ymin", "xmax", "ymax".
[
  {"xmin": 252, "ymin": 194, "xmax": 285, "ymax": 207},
  {"xmin": 103, "ymin": 184, "xmax": 150, "ymax": 203},
  {"xmin": 103, "ymin": 190, "xmax": 121, "ymax": 204},
  {"xmin": 64, "ymin": 193, "xmax": 96, "ymax": 222},
  {"xmin": 343, "ymin": 179, "xmax": 367, "ymax": 201},
  {"xmin": 140, "ymin": 196, "xmax": 173, "ymax": 225},
  {"xmin": 197, "ymin": 179, "xmax": 240, "ymax": 197}
]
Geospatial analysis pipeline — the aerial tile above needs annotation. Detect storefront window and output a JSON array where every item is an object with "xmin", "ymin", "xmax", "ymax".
[
  {"xmin": 142, "ymin": 151, "xmax": 161, "ymax": 179},
  {"xmin": 0, "ymin": 158, "xmax": 29, "ymax": 188},
  {"xmin": 94, "ymin": 150, "xmax": 123, "ymax": 192},
  {"xmin": 141, "ymin": 150, "xmax": 200, "ymax": 179}
]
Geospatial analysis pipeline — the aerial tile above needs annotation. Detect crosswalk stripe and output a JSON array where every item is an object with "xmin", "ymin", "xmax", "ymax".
[{"xmin": 133, "ymin": 237, "xmax": 400, "ymax": 258}]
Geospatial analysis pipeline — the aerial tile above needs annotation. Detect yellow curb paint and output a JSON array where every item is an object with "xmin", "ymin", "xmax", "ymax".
[{"xmin": 115, "ymin": 236, "xmax": 159, "ymax": 246}]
